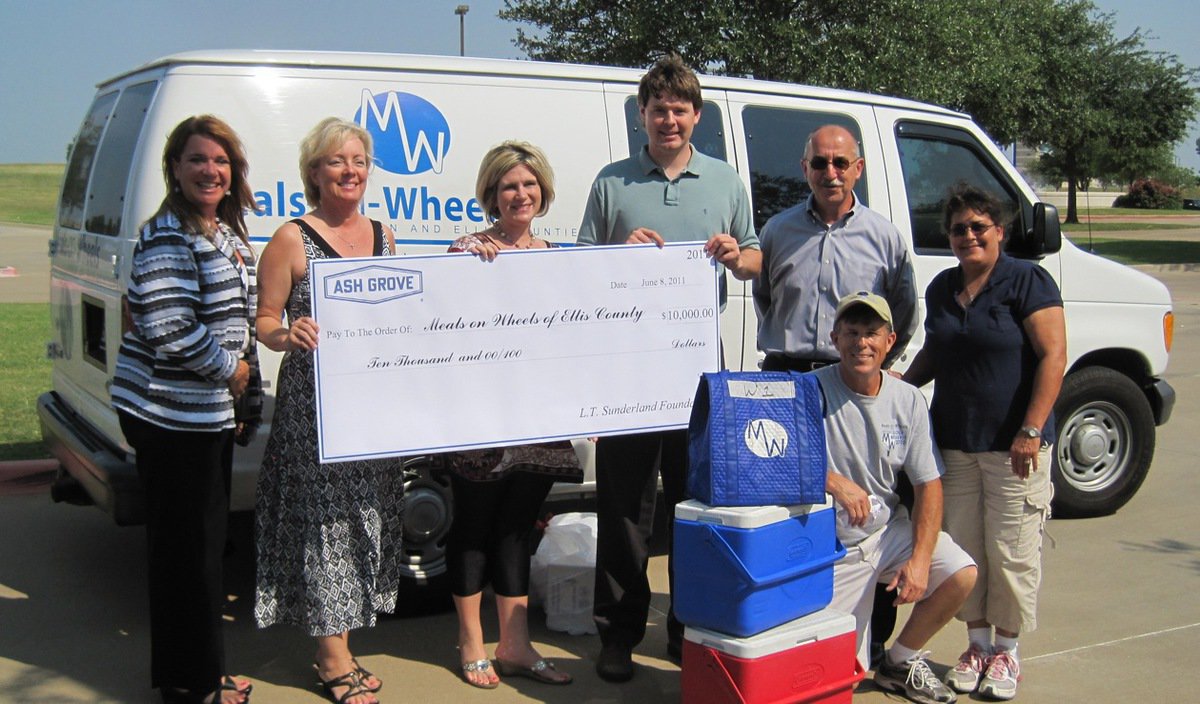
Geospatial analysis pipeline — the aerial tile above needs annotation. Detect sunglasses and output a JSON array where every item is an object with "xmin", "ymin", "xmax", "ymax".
[
  {"xmin": 807, "ymin": 156, "xmax": 856, "ymax": 172},
  {"xmin": 949, "ymin": 222, "xmax": 995, "ymax": 237}
]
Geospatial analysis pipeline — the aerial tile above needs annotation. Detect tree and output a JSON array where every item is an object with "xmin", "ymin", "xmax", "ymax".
[
  {"xmin": 500, "ymin": 0, "xmax": 1042, "ymax": 143},
  {"xmin": 502, "ymin": 0, "xmax": 1198, "ymax": 222},
  {"xmin": 1020, "ymin": 4, "xmax": 1197, "ymax": 221}
]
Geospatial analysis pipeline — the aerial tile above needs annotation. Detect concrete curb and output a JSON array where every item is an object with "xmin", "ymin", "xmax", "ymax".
[{"xmin": 0, "ymin": 458, "xmax": 58, "ymax": 478}]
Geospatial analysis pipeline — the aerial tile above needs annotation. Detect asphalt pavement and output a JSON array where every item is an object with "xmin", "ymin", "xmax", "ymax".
[{"xmin": 2, "ymin": 222, "xmax": 1199, "ymax": 702}]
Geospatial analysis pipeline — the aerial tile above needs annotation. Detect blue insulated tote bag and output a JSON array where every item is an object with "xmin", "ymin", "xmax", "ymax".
[{"xmin": 687, "ymin": 371, "xmax": 826, "ymax": 506}]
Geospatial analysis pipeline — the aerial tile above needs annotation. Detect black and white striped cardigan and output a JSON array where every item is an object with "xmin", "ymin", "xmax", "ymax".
[{"xmin": 113, "ymin": 211, "xmax": 262, "ymax": 434}]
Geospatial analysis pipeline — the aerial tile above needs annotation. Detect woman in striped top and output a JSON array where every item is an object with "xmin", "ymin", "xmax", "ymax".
[{"xmin": 112, "ymin": 115, "xmax": 261, "ymax": 704}]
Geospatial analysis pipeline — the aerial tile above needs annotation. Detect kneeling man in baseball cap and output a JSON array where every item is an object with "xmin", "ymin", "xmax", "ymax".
[{"xmin": 815, "ymin": 292, "xmax": 977, "ymax": 704}]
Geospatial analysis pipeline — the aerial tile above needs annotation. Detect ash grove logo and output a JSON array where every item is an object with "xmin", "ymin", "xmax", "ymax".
[{"xmin": 323, "ymin": 264, "xmax": 424, "ymax": 304}]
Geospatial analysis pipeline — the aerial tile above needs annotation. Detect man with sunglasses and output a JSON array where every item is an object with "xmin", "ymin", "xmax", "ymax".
[
  {"xmin": 753, "ymin": 124, "xmax": 917, "ymax": 374},
  {"xmin": 576, "ymin": 55, "xmax": 761, "ymax": 683},
  {"xmin": 754, "ymin": 123, "xmax": 920, "ymax": 669}
]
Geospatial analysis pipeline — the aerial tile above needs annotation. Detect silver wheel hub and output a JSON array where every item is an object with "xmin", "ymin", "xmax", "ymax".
[{"xmin": 1058, "ymin": 402, "xmax": 1130, "ymax": 493}]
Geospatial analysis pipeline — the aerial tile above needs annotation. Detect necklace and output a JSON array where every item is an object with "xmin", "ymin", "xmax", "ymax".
[
  {"xmin": 326, "ymin": 223, "xmax": 362, "ymax": 253},
  {"xmin": 491, "ymin": 224, "xmax": 533, "ymax": 249},
  {"xmin": 958, "ymin": 269, "xmax": 993, "ymax": 307}
]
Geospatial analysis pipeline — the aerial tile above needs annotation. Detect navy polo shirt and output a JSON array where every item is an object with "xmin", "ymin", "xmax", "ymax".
[{"xmin": 924, "ymin": 254, "xmax": 1063, "ymax": 452}]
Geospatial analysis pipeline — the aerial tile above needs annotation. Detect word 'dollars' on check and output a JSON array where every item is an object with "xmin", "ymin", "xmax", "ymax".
[{"xmin": 309, "ymin": 243, "xmax": 721, "ymax": 462}]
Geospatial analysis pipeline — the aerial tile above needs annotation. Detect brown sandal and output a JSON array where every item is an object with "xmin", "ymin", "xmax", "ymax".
[
  {"xmin": 495, "ymin": 658, "xmax": 572, "ymax": 685},
  {"xmin": 316, "ymin": 668, "xmax": 374, "ymax": 704},
  {"xmin": 351, "ymin": 659, "xmax": 382, "ymax": 693}
]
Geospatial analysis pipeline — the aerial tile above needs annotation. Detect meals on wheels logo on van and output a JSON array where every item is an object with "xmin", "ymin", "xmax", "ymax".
[
  {"xmin": 324, "ymin": 264, "xmax": 424, "ymax": 304},
  {"xmin": 356, "ymin": 90, "xmax": 450, "ymax": 175}
]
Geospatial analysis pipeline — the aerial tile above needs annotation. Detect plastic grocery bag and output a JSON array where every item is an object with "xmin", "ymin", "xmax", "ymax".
[{"xmin": 530, "ymin": 512, "xmax": 598, "ymax": 635}]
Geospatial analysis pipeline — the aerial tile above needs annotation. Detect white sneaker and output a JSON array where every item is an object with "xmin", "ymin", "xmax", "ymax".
[
  {"xmin": 873, "ymin": 650, "xmax": 958, "ymax": 704},
  {"xmin": 978, "ymin": 649, "xmax": 1021, "ymax": 700},
  {"xmin": 944, "ymin": 643, "xmax": 990, "ymax": 693}
]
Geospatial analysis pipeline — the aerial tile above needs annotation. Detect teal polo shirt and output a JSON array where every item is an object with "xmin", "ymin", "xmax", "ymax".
[{"xmin": 577, "ymin": 146, "xmax": 758, "ymax": 306}]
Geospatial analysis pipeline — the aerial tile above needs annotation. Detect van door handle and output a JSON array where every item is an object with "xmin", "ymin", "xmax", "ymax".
[{"xmin": 111, "ymin": 254, "xmax": 121, "ymax": 279}]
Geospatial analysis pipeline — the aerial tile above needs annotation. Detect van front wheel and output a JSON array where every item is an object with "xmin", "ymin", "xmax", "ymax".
[{"xmin": 1051, "ymin": 367, "xmax": 1155, "ymax": 518}]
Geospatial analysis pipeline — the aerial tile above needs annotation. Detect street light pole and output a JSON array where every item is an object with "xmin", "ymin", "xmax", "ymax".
[{"xmin": 455, "ymin": 5, "xmax": 469, "ymax": 57}]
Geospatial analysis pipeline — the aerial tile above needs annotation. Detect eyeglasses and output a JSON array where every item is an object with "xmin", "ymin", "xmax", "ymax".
[
  {"xmin": 807, "ymin": 156, "xmax": 856, "ymax": 172},
  {"xmin": 949, "ymin": 222, "xmax": 995, "ymax": 237}
]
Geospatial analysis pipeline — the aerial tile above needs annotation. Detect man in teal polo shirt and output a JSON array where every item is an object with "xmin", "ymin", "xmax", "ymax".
[{"xmin": 576, "ymin": 54, "xmax": 761, "ymax": 683}]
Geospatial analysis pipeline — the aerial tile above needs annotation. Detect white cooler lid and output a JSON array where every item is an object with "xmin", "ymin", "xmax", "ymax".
[
  {"xmin": 684, "ymin": 608, "xmax": 855, "ymax": 659},
  {"xmin": 674, "ymin": 494, "xmax": 834, "ymax": 528}
]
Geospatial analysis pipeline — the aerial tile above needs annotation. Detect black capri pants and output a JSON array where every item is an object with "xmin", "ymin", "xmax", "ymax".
[{"xmin": 447, "ymin": 472, "xmax": 556, "ymax": 597}]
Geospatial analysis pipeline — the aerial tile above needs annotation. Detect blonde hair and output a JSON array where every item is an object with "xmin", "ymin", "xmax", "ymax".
[
  {"xmin": 475, "ymin": 141, "xmax": 555, "ymax": 222},
  {"xmin": 299, "ymin": 117, "xmax": 374, "ymax": 207}
]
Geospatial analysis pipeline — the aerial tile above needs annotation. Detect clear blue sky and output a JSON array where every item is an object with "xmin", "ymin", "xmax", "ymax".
[{"xmin": 1, "ymin": 0, "xmax": 1196, "ymax": 171}]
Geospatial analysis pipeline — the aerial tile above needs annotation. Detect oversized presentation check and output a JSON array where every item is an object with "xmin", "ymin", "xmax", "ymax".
[{"xmin": 310, "ymin": 243, "xmax": 722, "ymax": 462}]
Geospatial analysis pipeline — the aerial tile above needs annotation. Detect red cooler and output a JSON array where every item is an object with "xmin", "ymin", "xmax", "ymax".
[{"xmin": 681, "ymin": 609, "xmax": 862, "ymax": 704}]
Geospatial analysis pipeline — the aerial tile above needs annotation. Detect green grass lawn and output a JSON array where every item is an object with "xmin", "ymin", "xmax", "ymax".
[
  {"xmin": 1066, "ymin": 236, "xmax": 1200, "ymax": 265},
  {"xmin": 0, "ymin": 304, "xmax": 53, "ymax": 460},
  {"xmin": 0, "ymin": 164, "xmax": 64, "ymax": 226},
  {"xmin": 1070, "ymin": 206, "xmax": 1200, "ymax": 218},
  {"xmin": 1061, "ymin": 221, "xmax": 1192, "ymax": 233}
]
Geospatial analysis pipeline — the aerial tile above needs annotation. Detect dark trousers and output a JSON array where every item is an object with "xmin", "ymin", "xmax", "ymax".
[
  {"xmin": 593, "ymin": 429, "xmax": 688, "ymax": 648},
  {"xmin": 447, "ymin": 472, "xmax": 556, "ymax": 597},
  {"xmin": 119, "ymin": 412, "xmax": 233, "ymax": 695}
]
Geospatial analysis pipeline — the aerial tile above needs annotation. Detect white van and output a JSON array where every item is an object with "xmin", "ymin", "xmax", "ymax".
[{"xmin": 40, "ymin": 50, "xmax": 1174, "ymax": 590}]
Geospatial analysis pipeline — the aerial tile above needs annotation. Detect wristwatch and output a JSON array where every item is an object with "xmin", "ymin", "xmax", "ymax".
[{"xmin": 1018, "ymin": 425, "xmax": 1041, "ymax": 439}]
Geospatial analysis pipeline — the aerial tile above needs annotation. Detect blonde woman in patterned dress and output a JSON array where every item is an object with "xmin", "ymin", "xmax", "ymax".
[{"xmin": 253, "ymin": 118, "xmax": 404, "ymax": 704}]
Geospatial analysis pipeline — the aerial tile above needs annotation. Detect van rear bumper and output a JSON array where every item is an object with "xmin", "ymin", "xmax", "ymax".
[{"xmin": 37, "ymin": 391, "xmax": 145, "ymax": 526}]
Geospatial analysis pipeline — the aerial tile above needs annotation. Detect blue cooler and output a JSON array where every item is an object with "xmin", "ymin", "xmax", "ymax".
[{"xmin": 673, "ymin": 497, "xmax": 845, "ymax": 637}]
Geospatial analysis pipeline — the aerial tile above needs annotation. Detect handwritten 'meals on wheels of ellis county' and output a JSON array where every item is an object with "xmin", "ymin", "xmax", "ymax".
[{"xmin": 309, "ymin": 243, "xmax": 721, "ymax": 462}]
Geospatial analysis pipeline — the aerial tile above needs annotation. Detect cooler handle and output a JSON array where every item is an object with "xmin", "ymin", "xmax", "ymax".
[
  {"xmin": 701, "ymin": 646, "xmax": 748, "ymax": 704},
  {"xmin": 702, "ymin": 525, "xmax": 847, "ymax": 589},
  {"xmin": 795, "ymin": 658, "xmax": 866, "ymax": 702}
]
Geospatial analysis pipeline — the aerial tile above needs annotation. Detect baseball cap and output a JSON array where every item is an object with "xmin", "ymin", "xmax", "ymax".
[{"xmin": 835, "ymin": 291, "xmax": 893, "ymax": 326}]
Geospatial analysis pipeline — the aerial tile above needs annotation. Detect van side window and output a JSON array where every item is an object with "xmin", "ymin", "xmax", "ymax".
[
  {"xmin": 83, "ymin": 81, "xmax": 158, "ymax": 237},
  {"xmin": 897, "ymin": 123, "xmax": 1019, "ymax": 255},
  {"xmin": 624, "ymin": 97, "xmax": 727, "ymax": 162},
  {"xmin": 59, "ymin": 92, "xmax": 118, "ymax": 231},
  {"xmin": 741, "ymin": 108, "xmax": 867, "ymax": 231}
]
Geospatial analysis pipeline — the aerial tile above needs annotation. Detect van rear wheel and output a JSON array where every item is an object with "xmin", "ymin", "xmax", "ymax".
[
  {"xmin": 1051, "ymin": 367, "xmax": 1155, "ymax": 518},
  {"xmin": 391, "ymin": 457, "xmax": 454, "ymax": 615}
]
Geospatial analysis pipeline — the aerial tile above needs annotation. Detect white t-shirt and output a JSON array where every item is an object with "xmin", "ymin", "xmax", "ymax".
[{"xmin": 814, "ymin": 365, "xmax": 944, "ymax": 546}]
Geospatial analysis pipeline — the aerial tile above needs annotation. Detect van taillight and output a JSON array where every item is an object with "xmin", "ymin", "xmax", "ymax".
[{"xmin": 1164, "ymin": 311, "xmax": 1174, "ymax": 353}]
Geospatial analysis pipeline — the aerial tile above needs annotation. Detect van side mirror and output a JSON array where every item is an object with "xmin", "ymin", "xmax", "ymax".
[{"xmin": 1027, "ymin": 202, "xmax": 1062, "ymax": 256}]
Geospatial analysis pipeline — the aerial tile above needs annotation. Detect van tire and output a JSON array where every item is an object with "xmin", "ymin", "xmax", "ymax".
[
  {"xmin": 392, "ymin": 456, "xmax": 454, "ymax": 614},
  {"xmin": 1051, "ymin": 367, "xmax": 1155, "ymax": 517}
]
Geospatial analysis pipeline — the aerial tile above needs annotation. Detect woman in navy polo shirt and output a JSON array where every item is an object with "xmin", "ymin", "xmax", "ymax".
[{"xmin": 903, "ymin": 184, "xmax": 1065, "ymax": 701}]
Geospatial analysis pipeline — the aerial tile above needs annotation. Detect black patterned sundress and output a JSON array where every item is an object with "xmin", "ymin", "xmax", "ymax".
[{"xmin": 254, "ymin": 219, "xmax": 406, "ymax": 636}]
